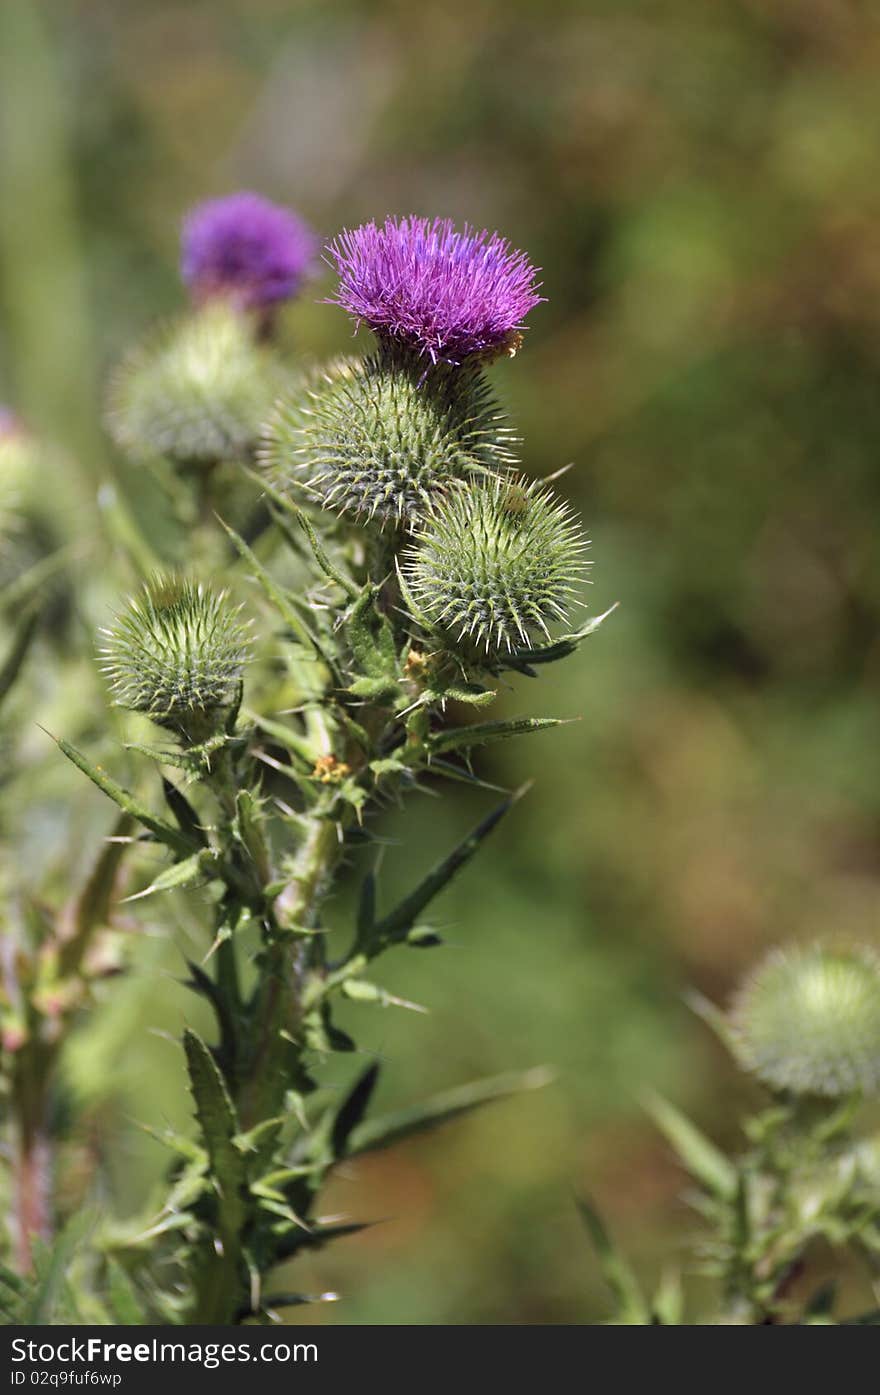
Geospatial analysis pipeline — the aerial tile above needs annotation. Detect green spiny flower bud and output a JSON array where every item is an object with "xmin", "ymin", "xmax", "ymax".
[
  {"xmin": 100, "ymin": 574, "xmax": 250, "ymax": 742},
  {"xmin": 106, "ymin": 302, "xmax": 285, "ymax": 468},
  {"xmin": 400, "ymin": 474, "xmax": 588, "ymax": 658},
  {"xmin": 259, "ymin": 348, "xmax": 516, "ymax": 529},
  {"xmin": 732, "ymin": 945, "xmax": 880, "ymax": 1098}
]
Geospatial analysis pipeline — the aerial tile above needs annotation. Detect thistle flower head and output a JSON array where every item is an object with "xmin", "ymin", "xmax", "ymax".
[
  {"xmin": 260, "ymin": 349, "xmax": 516, "ymax": 528},
  {"xmin": 181, "ymin": 192, "xmax": 317, "ymax": 311},
  {"xmin": 401, "ymin": 474, "xmax": 588, "ymax": 658},
  {"xmin": 326, "ymin": 216, "xmax": 543, "ymax": 365},
  {"xmin": 100, "ymin": 575, "xmax": 250, "ymax": 742},
  {"xmin": 107, "ymin": 302, "xmax": 285, "ymax": 467},
  {"xmin": 732, "ymin": 945, "xmax": 880, "ymax": 1098}
]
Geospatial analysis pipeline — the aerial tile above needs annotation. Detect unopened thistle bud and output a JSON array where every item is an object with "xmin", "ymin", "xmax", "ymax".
[
  {"xmin": 100, "ymin": 575, "xmax": 250, "ymax": 743},
  {"xmin": 260, "ymin": 349, "xmax": 516, "ymax": 528},
  {"xmin": 732, "ymin": 945, "xmax": 880, "ymax": 1098},
  {"xmin": 326, "ymin": 216, "xmax": 543, "ymax": 365},
  {"xmin": 401, "ymin": 475, "xmax": 588, "ymax": 658},
  {"xmin": 107, "ymin": 303, "xmax": 284, "ymax": 468}
]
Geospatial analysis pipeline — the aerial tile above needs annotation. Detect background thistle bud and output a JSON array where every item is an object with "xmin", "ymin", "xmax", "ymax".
[
  {"xmin": 732, "ymin": 945, "xmax": 880, "ymax": 1098},
  {"xmin": 260, "ymin": 349, "xmax": 516, "ymax": 528},
  {"xmin": 107, "ymin": 302, "xmax": 285, "ymax": 467},
  {"xmin": 100, "ymin": 575, "xmax": 250, "ymax": 742},
  {"xmin": 401, "ymin": 474, "xmax": 588, "ymax": 658}
]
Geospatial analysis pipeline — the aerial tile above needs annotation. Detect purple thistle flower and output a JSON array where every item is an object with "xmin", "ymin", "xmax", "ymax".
[
  {"xmin": 326, "ymin": 216, "xmax": 544, "ymax": 365},
  {"xmin": 181, "ymin": 193, "xmax": 317, "ymax": 311}
]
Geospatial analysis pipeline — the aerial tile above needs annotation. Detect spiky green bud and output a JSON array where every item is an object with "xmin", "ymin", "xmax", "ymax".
[
  {"xmin": 732, "ymin": 945, "xmax": 880, "ymax": 1098},
  {"xmin": 259, "ymin": 348, "xmax": 516, "ymax": 528},
  {"xmin": 401, "ymin": 475, "xmax": 588, "ymax": 659},
  {"xmin": 106, "ymin": 303, "xmax": 285, "ymax": 468},
  {"xmin": 100, "ymin": 575, "xmax": 250, "ymax": 742}
]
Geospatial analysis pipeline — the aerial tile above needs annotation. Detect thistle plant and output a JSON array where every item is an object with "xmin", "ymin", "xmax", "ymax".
[
  {"xmin": 580, "ymin": 944, "xmax": 880, "ymax": 1325},
  {"xmin": 0, "ymin": 200, "xmax": 610, "ymax": 1326}
]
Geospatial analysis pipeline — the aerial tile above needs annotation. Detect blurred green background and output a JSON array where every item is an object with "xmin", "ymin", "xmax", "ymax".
[{"xmin": 2, "ymin": 0, "xmax": 880, "ymax": 1323}]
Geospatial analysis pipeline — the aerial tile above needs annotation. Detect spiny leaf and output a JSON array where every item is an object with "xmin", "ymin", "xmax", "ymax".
[
  {"xmin": 370, "ymin": 786, "xmax": 527, "ymax": 949},
  {"xmin": 427, "ymin": 716, "xmax": 569, "ymax": 757},
  {"xmin": 505, "ymin": 603, "xmax": 618, "ymax": 672},
  {"xmin": 123, "ymin": 848, "xmax": 215, "ymax": 903},
  {"xmin": 644, "ymin": 1091, "xmax": 737, "ymax": 1201},
  {"xmin": 576, "ymin": 1195, "xmax": 651, "ymax": 1325},
  {"xmin": 331, "ymin": 1063, "xmax": 381, "ymax": 1159},
  {"xmin": 346, "ymin": 1066, "xmax": 554, "ymax": 1158},
  {"xmin": 162, "ymin": 777, "xmax": 208, "ymax": 847},
  {"xmin": 52, "ymin": 735, "xmax": 197, "ymax": 857}
]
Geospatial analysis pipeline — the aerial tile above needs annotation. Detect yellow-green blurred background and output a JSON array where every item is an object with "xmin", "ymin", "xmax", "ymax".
[{"xmin": 2, "ymin": 0, "xmax": 880, "ymax": 1323}]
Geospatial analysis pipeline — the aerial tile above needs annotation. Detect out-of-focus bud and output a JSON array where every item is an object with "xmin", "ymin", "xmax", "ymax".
[
  {"xmin": 106, "ymin": 303, "xmax": 286, "ymax": 469},
  {"xmin": 732, "ymin": 945, "xmax": 880, "ymax": 1098}
]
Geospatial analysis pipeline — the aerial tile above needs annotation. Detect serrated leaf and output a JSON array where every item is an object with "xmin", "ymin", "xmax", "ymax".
[
  {"xmin": 183, "ymin": 1029, "xmax": 246, "ymax": 1236},
  {"xmin": 346, "ymin": 1066, "xmax": 553, "ymax": 1158},
  {"xmin": 427, "ymin": 716, "xmax": 568, "ymax": 757},
  {"xmin": 644, "ymin": 1091, "xmax": 737, "ymax": 1201}
]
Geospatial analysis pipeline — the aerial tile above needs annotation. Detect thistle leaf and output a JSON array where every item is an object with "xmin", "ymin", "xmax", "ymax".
[
  {"xmin": 346, "ymin": 1066, "xmax": 553, "ymax": 1157},
  {"xmin": 331, "ymin": 1062, "xmax": 381, "ymax": 1158},
  {"xmin": 576, "ymin": 1195, "xmax": 651, "ymax": 1325},
  {"xmin": 183, "ymin": 1029, "xmax": 246, "ymax": 1234},
  {"xmin": 52, "ymin": 735, "xmax": 197, "ymax": 857},
  {"xmin": 644, "ymin": 1091, "xmax": 737, "ymax": 1201},
  {"xmin": 427, "ymin": 715, "xmax": 568, "ymax": 757},
  {"xmin": 370, "ymin": 787, "xmax": 526, "ymax": 950}
]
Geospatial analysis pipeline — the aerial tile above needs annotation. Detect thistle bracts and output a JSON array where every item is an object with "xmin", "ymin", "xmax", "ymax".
[
  {"xmin": 106, "ymin": 302, "xmax": 285, "ymax": 467},
  {"xmin": 260, "ymin": 348, "xmax": 516, "ymax": 527},
  {"xmin": 100, "ymin": 574, "xmax": 250, "ymax": 743},
  {"xmin": 402, "ymin": 475, "xmax": 588, "ymax": 659}
]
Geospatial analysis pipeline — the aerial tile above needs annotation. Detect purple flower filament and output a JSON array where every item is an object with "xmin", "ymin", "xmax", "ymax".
[{"xmin": 327, "ymin": 216, "xmax": 544, "ymax": 365}]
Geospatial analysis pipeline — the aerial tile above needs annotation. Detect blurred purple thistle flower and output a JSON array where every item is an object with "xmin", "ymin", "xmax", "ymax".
[
  {"xmin": 181, "ymin": 193, "xmax": 317, "ymax": 311},
  {"xmin": 326, "ymin": 216, "xmax": 544, "ymax": 364}
]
